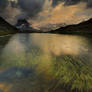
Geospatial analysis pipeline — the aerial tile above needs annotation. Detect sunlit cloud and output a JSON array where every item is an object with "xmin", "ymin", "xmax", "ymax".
[
  {"xmin": 31, "ymin": 2, "xmax": 92, "ymax": 29},
  {"xmin": 0, "ymin": 0, "xmax": 92, "ymax": 29}
]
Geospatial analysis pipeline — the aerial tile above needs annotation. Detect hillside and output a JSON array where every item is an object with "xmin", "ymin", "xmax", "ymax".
[
  {"xmin": 0, "ymin": 17, "xmax": 17, "ymax": 35},
  {"xmin": 49, "ymin": 18, "xmax": 92, "ymax": 34},
  {"xmin": 15, "ymin": 19, "xmax": 42, "ymax": 33},
  {"xmin": 1, "ymin": 16, "xmax": 92, "ymax": 34}
]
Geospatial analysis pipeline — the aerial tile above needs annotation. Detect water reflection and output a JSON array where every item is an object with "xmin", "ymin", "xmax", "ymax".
[{"xmin": 0, "ymin": 33, "xmax": 92, "ymax": 92}]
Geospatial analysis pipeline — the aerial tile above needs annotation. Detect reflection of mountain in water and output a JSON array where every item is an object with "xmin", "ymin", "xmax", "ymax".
[
  {"xmin": 0, "ymin": 35, "xmax": 12, "ymax": 55},
  {"xmin": 0, "ymin": 34, "xmax": 92, "ymax": 92}
]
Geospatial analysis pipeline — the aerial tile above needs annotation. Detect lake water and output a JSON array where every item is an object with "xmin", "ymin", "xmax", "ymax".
[{"xmin": 0, "ymin": 33, "xmax": 92, "ymax": 92}]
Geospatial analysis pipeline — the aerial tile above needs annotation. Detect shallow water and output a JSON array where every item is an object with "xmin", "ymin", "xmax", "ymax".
[{"xmin": 0, "ymin": 33, "xmax": 92, "ymax": 92}]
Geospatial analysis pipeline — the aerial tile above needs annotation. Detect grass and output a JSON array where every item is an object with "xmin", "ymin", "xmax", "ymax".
[
  {"xmin": 51, "ymin": 55, "xmax": 92, "ymax": 92},
  {"xmin": 1, "ymin": 51, "xmax": 92, "ymax": 92}
]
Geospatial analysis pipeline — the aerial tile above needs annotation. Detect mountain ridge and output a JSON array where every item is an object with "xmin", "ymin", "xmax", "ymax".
[
  {"xmin": 0, "ymin": 17, "xmax": 18, "ymax": 35},
  {"xmin": 49, "ymin": 18, "xmax": 92, "ymax": 34},
  {"xmin": 0, "ymin": 16, "xmax": 92, "ymax": 35}
]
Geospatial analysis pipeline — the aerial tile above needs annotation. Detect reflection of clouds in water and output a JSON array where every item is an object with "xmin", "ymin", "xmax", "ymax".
[
  {"xmin": 2, "ymin": 35, "xmax": 25, "ymax": 55},
  {"xmin": 1, "ymin": 33, "xmax": 89, "ymax": 68},
  {"xmin": 2, "ymin": 33, "xmax": 89, "ymax": 56},
  {"xmin": 1, "ymin": 33, "xmax": 90, "ymax": 74},
  {"xmin": 0, "ymin": 33, "xmax": 92, "ymax": 92},
  {"xmin": 31, "ymin": 34, "xmax": 89, "ymax": 56}
]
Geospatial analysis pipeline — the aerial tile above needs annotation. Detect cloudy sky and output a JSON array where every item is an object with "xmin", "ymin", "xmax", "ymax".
[{"xmin": 0, "ymin": 0, "xmax": 92, "ymax": 29}]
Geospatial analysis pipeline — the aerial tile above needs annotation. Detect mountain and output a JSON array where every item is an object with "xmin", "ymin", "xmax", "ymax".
[
  {"xmin": 16, "ymin": 19, "xmax": 35, "ymax": 31},
  {"xmin": 1, "ymin": 16, "xmax": 92, "ymax": 35},
  {"xmin": 37, "ymin": 23, "xmax": 66, "ymax": 32},
  {"xmin": 15, "ymin": 19, "xmax": 42, "ymax": 33},
  {"xmin": 0, "ymin": 17, "xmax": 17, "ymax": 35},
  {"xmin": 49, "ymin": 18, "xmax": 92, "ymax": 34}
]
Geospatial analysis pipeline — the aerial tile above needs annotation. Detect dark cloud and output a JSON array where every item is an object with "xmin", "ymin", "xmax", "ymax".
[
  {"xmin": 18, "ymin": 0, "xmax": 45, "ymax": 18},
  {"xmin": 87, "ymin": 0, "xmax": 92, "ymax": 8},
  {"xmin": 52, "ymin": 0, "xmax": 92, "ymax": 8},
  {"xmin": 0, "ymin": 0, "xmax": 8, "ymax": 12},
  {"xmin": 52, "ymin": 0, "xmax": 81, "ymax": 7},
  {"xmin": 64, "ymin": 0, "xmax": 81, "ymax": 5},
  {"xmin": 0, "ymin": 0, "xmax": 45, "ymax": 20},
  {"xmin": 52, "ymin": 0, "xmax": 62, "ymax": 7}
]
